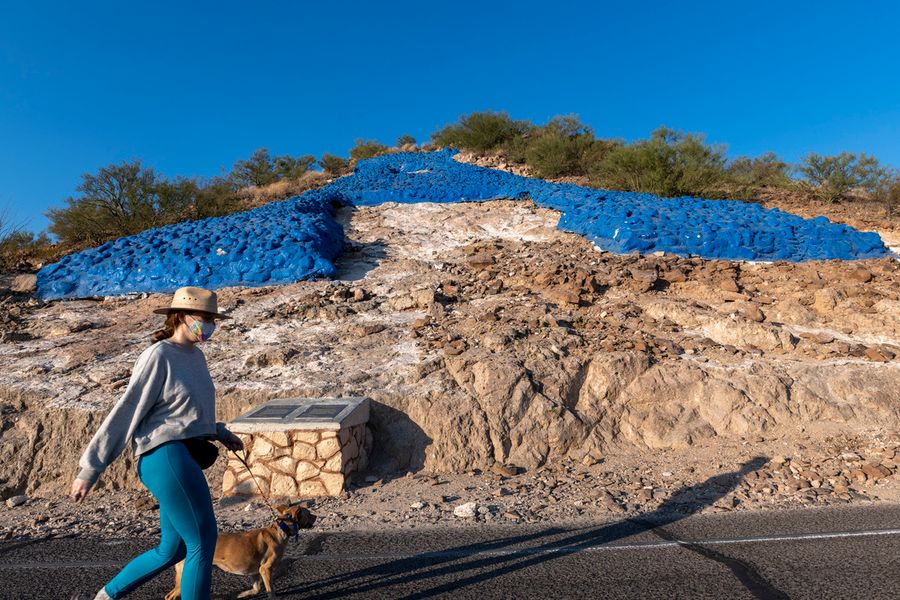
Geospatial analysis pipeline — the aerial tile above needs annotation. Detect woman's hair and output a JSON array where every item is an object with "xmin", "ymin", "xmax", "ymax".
[{"xmin": 151, "ymin": 311, "xmax": 184, "ymax": 343}]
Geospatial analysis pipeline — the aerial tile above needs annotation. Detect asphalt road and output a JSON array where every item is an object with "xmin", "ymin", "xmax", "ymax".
[{"xmin": 1, "ymin": 504, "xmax": 898, "ymax": 599}]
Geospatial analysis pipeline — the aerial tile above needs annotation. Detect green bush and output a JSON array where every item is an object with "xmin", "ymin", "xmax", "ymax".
[
  {"xmin": 0, "ymin": 228, "xmax": 53, "ymax": 272},
  {"xmin": 725, "ymin": 152, "xmax": 792, "ymax": 198},
  {"xmin": 542, "ymin": 115, "xmax": 591, "ymax": 138},
  {"xmin": 432, "ymin": 111, "xmax": 532, "ymax": 152},
  {"xmin": 156, "ymin": 176, "xmax": 244, "ymax": 221},
  {"xmin": 798, "ymin": 152, "xmax": 888, "ymax": 203},
  {"xmin": 319, "ymin": 153, "xmax": 351, "ymax": 177},
  {"xmin": 580, "ymin": 138, "xmax": 622, "ymax": 172},
  {"xmin": 502, "ymin": 137, "xmax": 530, "ymax": 164},
  {"xmin": 0, "ymin": 214, "xmax": 23, "ymax": 271},
  {"xmin": 875, "ymin": 175, "xmax": 900, "ymax": 218},
  {"xmin": 0, "ymin": 213, "xmax": 21, "ymax": 246},
  {"xmin": 53, "ymin": 150, "xmax": 316, "ymax": 246},
  {"xmin": 525, "ymin": 133, "xmax": 587, "ymax": 178},
  {"xmin": 47, "ymin": 161, "xmax": 163, "ymax": 246},
  {"xmin": 726, "ymin": 152, "xmax": 791, "ymax": 188},
  {"xmin": 45, "ymin": 161, "xmax": 251, "ymax": 248},
  {"xmin": 350, "ymin": 139, "xmax": 389, "ymax": 161},
  {"xmin": 155, "ymin": 176, "xmax": 200, "ymax": 221},
  {"xmin": 230, "ymin": 148, "xmax": 278, "ymax": 187},
  {"xmin": 523, "ymin": 115, "xmax": 602, "ymax": 178},
  {"xmin": 589, "ymin": 127, "xmax": 728, "ymax": 198},
  {"xmin": 34, "ymin": 111, "xmax": 899, "ymax": 268},
  {"xmin": 274, "ymin": 154, "xmax": 316, "ymax": 180},
  {"xmin": 194, "ymin": 177, "xmax": 244, "ymax": 217},
  {"xmin": 231, "ymin": 149, "xmax": 317, "ymax": 186}
]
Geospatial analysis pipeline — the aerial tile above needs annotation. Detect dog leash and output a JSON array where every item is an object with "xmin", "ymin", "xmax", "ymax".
[{"xmin": 228, "ymin": 448, "xmax": 282, "ymax": 521}]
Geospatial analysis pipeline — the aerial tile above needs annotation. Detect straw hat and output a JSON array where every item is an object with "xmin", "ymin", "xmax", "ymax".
[{"xmin": 153, "ymin": 286, "xmax": 231, "ymax": 319}]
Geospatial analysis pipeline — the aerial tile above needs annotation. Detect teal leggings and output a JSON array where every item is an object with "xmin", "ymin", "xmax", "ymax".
[{"xmin": 104, "ymin": 441, "xmax": 217, "ymax": 599}]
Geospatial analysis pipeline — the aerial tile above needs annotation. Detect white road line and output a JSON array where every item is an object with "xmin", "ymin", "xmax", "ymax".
[
  {"xmin": 580, "ymin": 527, "xmax": 900, "ymax": 554},
  {"xmin": 690, "ymin": 528, "xmax": 900, "ymax": 547},
  {"xmin": 295, "ymin": 527, "xmax": 900, "ymax": 560},
  {"xmin": 2, "ymin": 527, "xmax": 899, "ymax": 568}
]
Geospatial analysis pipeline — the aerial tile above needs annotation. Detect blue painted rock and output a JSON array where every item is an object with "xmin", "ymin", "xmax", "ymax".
[{"xmin": 37, "ymin": 150, "xmax": 890, "ymax": 300}]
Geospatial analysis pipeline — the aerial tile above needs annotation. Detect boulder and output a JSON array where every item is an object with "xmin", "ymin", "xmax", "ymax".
[{"xmin": 11, "ymin": 275, "xmax": 37, "ymax": 294}]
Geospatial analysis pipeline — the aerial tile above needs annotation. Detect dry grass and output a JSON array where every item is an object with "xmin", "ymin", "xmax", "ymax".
[
  {"xmin": 238, "ymin": 145, "xmax": 428, "ymax": 210},
  {"xmin": 236, "ymin": 171, "xmax": 330, "ymax": 210}
]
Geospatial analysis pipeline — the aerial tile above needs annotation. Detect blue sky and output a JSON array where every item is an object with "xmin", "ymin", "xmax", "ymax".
[{"xmin": 2, "ymin": 1, "xmax": 899, "ymax": 234}]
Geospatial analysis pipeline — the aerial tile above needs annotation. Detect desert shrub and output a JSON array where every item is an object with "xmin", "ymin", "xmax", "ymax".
[
  {"xmin": 274, "ymin": 154, "xmax": 316, "ymax": 180},
  {"xmin": 45, "ymin": 160, "xmax": 253, "ymax": 248},
  {"xmin": 432, "ymin": 111, "xmax": 532, "ymax": 152},
  {"xmin": 0, "ymin": 213, "xmax": 21, "ymax": 247},
  {"xmin": 798, "ymin": 152, "xmax": 887, "ymax": 203},
  {"xmin": 542, "ymin": 115, "xmax": 590, "ymax": 138},
  {"xmin": 727, "ymin": 152, "xmax": 791, "ymax": 187},
  {"xmin": 0, "ymin": 228, "xmax": 54, "ymax": 272},
  {"xmin": 589, "ymin": 127, "xmax": 728, "ymax": 198},
  {"xmin": 232, "ymin": 149, "xmax": 317, "ymax": 186},
  {"xmin": 350, "ymin": 139, "xmax": 389, "ymax": 161},
  {"xmin": 177, "ymin": 177, "xmax": 245, "ymax": 219},
  {"xmin": 396, "ymin": 134, "xmax": 417, "ymax": 147},
  {"xmin": 525, "ymin": 133, "xmax": 586, "ymax": 178},
  {"xmin": 150, "ymin": 175, "xmax": 245, "ymax": 223},
  {"xmin": 580, "ymin": 138, "xmax": 622, "ymax": 171},
  {"xmin": 725, "ymin": 152, "xmax": 792, "ymax": 198},
  {"xmin": 230, "ymin": 148, "xmax": 278, "ymax": 188},
  {"xmin": 46, "ymin": 199, "xmax": 111, "ymax": 246},
  {"xmin": 523, "ymin": 115, "xmax": 621, "ymax": 179},
  {"xmin": 47, "ymin": 147, "xmax": 331, "ymax": 251},
  {"xmin": 0, "ymin": 215, "xmax": 24, "ymax": 271},
  {"xmin": 237, "ymin": 171, "xmax": 329, "ymax": 209},
  {"xmin": 319, "ymin": 153, "xmax": 351, "ymax": 177},
  {"xmin": 155, "ymin": 176, "xmax": 203, "ymax": 221},
  {"xmin": 47, "ymin": 161, "xmax": 163, "ymax": 246},
  {"xmin": 522, "ymin": 115, "xmax": 593, "ymax": 178},
  {"xmin": 496, "ymin": 133, "xmax": 532, "ymax": 164},
  {"xmin": 875, "ymin": 174, "xmax": 900, "ymax": 219}
]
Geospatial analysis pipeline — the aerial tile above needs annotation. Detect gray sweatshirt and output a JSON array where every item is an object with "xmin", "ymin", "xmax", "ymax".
[{"xmin": 77, "ymin": 339, "xmax": 229, "ymax": 484}]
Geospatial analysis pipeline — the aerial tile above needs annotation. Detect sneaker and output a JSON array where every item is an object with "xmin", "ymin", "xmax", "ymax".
[{"xmin": 94, "ymin": 588, "xmax": 112, "ymax": 600}]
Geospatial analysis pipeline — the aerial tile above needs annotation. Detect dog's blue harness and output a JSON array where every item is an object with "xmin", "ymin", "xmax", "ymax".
[{"xmin": 275, "ymin": 517, "xmax": 297, "ymax": 540}]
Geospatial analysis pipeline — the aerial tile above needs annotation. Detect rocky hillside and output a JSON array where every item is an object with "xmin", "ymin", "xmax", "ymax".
[
  {"xmin": 36, "ymin": 150, "xmax": 890, "ymax": 301},
  {"xmin": 1, "ymin": 192, "xmax": 899, "ymax": 506}
]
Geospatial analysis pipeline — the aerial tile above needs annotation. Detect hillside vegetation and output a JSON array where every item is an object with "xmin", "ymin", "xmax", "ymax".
[{"xmin": 2, "ymin": 114, "xmax": 897, "ymax": 272}]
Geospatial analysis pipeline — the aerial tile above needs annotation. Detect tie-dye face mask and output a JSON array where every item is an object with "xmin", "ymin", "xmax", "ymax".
[{"xmin": 186, "ymin": 315, "xmax": 216, "ymax": 342}]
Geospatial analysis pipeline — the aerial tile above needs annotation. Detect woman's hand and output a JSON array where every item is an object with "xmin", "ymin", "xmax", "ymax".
[
  {"xmin": 220, "ymin": 431, "xmax": 244, "ymax": 453},
  {"xmin": 69, "ymin": 478, "xmax": 92, "ymax": 503}
]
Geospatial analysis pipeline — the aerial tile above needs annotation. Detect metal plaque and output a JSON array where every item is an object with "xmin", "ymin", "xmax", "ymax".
[
  {"xmin": 229, "ymin": 396, "xmax": 370, "ymax": 433},
  {"xmin": 296, "ymin": 404, "xmax": 345, "ymax": 420},
  {"xmin": 246, "ymin": 404, "xmax": 299, "ymax": 419}
]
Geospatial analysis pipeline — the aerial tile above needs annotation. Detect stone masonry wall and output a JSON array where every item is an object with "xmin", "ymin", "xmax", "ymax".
[{"xmin": 223, "ymin": 424, "xmax": 369, "ymax": 497}]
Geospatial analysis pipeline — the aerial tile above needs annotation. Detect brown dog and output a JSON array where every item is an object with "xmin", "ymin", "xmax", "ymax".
[{"xmin": 164, "ymin": 503, "xmax": 316, "ymax": 600}]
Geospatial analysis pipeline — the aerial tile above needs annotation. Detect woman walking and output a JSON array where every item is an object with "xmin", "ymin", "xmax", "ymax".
[{"xmin": 69, "ymin": 286, "xmax": 243, "ymax": 600}]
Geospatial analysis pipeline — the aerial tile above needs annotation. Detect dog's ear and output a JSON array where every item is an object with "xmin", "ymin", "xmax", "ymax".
[
  {"xmin": 297, "ymin": 507, "xmax": 316, "ymax": 527},
  {"xmin": 275, "ymin": 504, "xmax": 289, "ymax": 514}
]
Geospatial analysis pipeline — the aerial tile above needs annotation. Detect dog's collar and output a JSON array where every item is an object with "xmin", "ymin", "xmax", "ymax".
[{"xmin": 275, "ymin": 518, "xmax": 296, "ymax": 540}]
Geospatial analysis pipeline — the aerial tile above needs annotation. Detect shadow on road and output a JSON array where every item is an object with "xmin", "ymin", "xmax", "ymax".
[
  {"xmin": 282, "ymin": 456, "xmax": 789, "ymax": 599},
  {"xmin": 0, "ymin": 534, "xmax": 73, "ymax": 559}
]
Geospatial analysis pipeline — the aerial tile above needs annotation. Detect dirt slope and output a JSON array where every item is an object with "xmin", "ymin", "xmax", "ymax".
[{"xmin": 1, "ymin": 196, "xmax": 899, "ymax": 514}]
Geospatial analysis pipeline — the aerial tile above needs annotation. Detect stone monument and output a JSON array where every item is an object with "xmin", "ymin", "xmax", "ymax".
[{"xmin": 222, "ymin": 397, "xmax": 371, "ymax": 498}]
